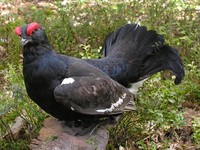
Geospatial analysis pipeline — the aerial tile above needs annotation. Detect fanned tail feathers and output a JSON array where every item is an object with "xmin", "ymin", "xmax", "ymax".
[
  {"xmin": 101, "ymin": 23, "xmax": 184, "ymax": 84},
  {"xmin": 139, "ymin": 45, "xmax": 185, "ymax": 84}
]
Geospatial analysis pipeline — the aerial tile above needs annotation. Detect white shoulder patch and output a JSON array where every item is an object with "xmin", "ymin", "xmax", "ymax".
[{"xmin": 61, "ymin": 77, "xmax": 75, "ymax": 85}]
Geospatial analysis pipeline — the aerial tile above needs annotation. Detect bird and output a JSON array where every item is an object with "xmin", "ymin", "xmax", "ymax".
[{"xmin": 14, "ymin": 22, "xmax": 184, "ymax": 133}]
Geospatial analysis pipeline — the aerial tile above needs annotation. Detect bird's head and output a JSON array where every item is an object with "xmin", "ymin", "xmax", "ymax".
[{"xmin": 14, "ymin": 22, "xmax": 49, "ymax": 47}]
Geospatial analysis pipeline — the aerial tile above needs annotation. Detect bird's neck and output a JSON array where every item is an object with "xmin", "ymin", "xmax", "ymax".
[{"xmin": 23, "ymin": 44, "xmax": 53, "ymax": 64}]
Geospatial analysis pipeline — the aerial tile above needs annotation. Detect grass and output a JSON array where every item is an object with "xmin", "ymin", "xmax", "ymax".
[{"xmin": 0, "ymin": 0, "xmax": 200, "ymax": 149}]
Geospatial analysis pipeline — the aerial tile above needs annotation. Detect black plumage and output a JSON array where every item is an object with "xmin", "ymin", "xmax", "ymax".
[
  {"xmin": 86, "ymin": 24, "xmax": 184, "ymax": 86},
  {"xmin": 14, "ymin": 22, "xmax": 184, "ymax": 123}
]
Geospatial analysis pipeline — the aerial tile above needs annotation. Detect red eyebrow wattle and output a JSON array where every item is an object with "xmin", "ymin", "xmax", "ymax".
[
  {"xmin": 14, "ymin": 27, "xmax": 21, "ymax": 36},
  {"xmin": 27, "ymin": 22, "xmax": 39, "ymax": 36}
]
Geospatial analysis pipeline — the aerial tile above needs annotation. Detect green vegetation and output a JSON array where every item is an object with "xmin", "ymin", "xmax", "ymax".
[{"xmin": 0, "ymin": 0, "xmax": 199, "ymax": 149}]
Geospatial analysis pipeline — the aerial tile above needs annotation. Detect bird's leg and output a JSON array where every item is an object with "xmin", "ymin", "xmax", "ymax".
[
  {"xmin": 110, "ymin": 115, "xmax": 122, "ymax": 124},
  {"xmin": 63, "ymin": 119, "xmax": 99, "ymax": 136},
  {"xmin": 74, "ymin": 122, "xmax": 98, "ymax": 136},
  {"xmin": 89, "ymin": 115, "xmax": 122, "ymax": 135},
  {"xmin": 89, "ymin": 124, "xmax": 99, "ymax": 136},
  {"xmin": 63, "ymin": 115, "xmax": 122, "ymax": 136}
]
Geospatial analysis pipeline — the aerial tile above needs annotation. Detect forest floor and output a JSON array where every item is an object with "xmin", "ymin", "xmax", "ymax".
[
  {"xmin": 158, "ymin": 102, "xmax": 200, "ymax": 149},
  {"xmin": 0, "ymin": 0, "xmax": 200, "ymax": 149}
]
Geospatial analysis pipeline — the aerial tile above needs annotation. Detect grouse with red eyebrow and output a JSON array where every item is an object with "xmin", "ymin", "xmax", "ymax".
[
  {"xmin": 14, "ymin": 22, "xmax": 184, "ymax": 134},
  {"xmin": 15, "ymin": 22, "xmax": 49, "ymax": 47}
]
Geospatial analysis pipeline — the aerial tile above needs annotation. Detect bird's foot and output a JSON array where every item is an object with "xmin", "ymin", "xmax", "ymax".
[
  {"xmin": 63, "ymin": 120, "xmax": 99, "ymax": 136},
  {"xmin": 63, "ymin": 116, "xmax": 121, "ymax": 136}
]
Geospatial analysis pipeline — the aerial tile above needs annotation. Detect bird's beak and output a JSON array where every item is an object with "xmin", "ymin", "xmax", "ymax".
[{"xmin": 20, "ymin": 38, "xmax": 29, "ymax": 46}]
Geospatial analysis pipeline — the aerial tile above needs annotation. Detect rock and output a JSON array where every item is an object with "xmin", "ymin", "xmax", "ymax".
[
  {"xmin": 3, "ymin": 116, "xmax": 28, "ymax": 140},
  {"xmin": 29, "ymin": 117, "xmax": 109, "ymax": 150}
]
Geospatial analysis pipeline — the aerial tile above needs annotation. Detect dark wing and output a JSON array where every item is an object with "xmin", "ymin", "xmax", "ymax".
[{"xmin": 54, "ymin": 76, "xmax": 135, "ymax": 115}]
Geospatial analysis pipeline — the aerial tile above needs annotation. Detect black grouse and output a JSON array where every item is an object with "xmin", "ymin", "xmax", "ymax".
[{"xmin": 14, "ymin": 22, "xmax": 184, "ymax": 124}]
